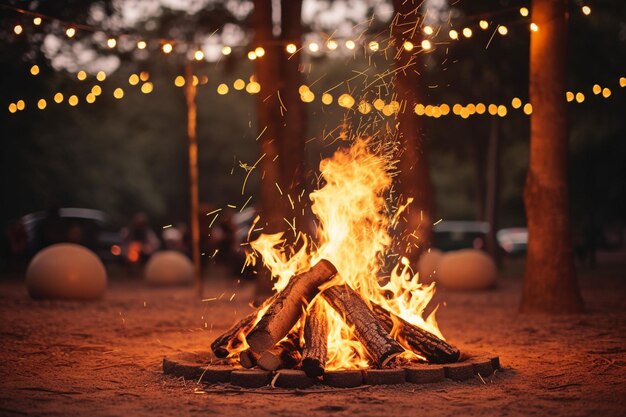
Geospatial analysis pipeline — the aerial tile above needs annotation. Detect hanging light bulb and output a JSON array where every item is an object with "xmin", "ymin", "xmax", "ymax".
[
  {"xmin": 403, "ymin": 41, "xmax": 414, "ymax": 51},
  {"xmin": 463, "ymin": 28, "xmax": 473, "ymax": 38},
  {"xmin": 254, "ymin": 46, "xmax": 265, "ymax": 57},
  {"xmin": 423, "ymin": 26, "xmax": 433, "ymax": 35},
  {"xmin": 326, "ymin": 40, "xmax": 338, "ymax": 50},
  {"xmin": 107, "ymin": 38, "xmax": 117, "ymax": 48},
  {"xmin": 582, "ymin": 6, "xmax": 591, "ymax": 15},
  {"xmin": 66, "ymin": 27, "xmax": 76, "ymax": 38},
  {"xmin": 33, "ymin": 17, "xmax": 42, "ymax": 26},
  {"xmin": 520, "ymin": 7, "xmax": 529, "ymax": 17},
  {"xmin": 286, "ymin": 43, "xmax": 297, "ymax": 53},
  {"xmin": 449, "ymin": 29, "xmax": 459, "ymax": 40},
  {"xmin": 421, "ymin": 40, "xmax": 432, "ymax": 50},
  {"xmin": 498, "ymin": 25, "xmax": 508, "ymax": 35},
  {"xmin": 14, "ymin": 25, "xmax": 23, "ymax": 35},
  {"xmin": 137, "ymin": 40, "xmax": 147, "ymax": 50},
  {"xmin": 308, "ymin": 42, "xmax": 319, "ymax": 53},
  {"xmin": 162, "ymin": 43, "xmax": 173, "ymax": 54},
  {"xmin": 479, "ymin": 20, "xmax": 489, "ymax": 30},
  {"xmin": 345, "ymin": 40, "xmax": 356, "ymax": 50},
  {"xmin": 221, "ymin": 46, "xmax": 232, "ymax": 55},
  {"xmin": 194, "ymin": 49, "xmax": 204, "ymax": 61}
]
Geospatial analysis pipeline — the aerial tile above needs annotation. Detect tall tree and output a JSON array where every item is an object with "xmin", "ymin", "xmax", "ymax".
[
  {"xmin": 521, "ymin": 0, "xmax": 583, "ymax": 313},
  {"xmin": 391, "ymin": 0, "xmax": 433, "ymax": 262}
]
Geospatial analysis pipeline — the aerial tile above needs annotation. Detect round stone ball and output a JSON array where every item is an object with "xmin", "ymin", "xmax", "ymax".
[
  {"xmin": 26, "ymin": 243, "xmax": 107, "ymax": 300},
  {"xmin": 418, "ymin": 249, "xmax": 443, "ymax": 284},
  {"xmin": 436, "ymin": 249, "xmax": 496, "ymax": 291},
  {"xmin": 144, "ymin": 250, "xmax": 194, "ymax": 286}
]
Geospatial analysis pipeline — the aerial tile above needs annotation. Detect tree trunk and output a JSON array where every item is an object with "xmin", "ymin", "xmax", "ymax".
[
  {"xmin": 522, "ymin": 0, "xmax": 583, "ymax": 313},
  {"xmin": 391, "ymin": 0, "xmax": 433, "ymax": 263},
  {"xmin": 485, "ymin": 117, "xmax": 501, "ymax": 265}
]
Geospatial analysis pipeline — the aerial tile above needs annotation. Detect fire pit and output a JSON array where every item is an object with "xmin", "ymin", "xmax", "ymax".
[{"xmin": 163, "ymin": 140, "xmax": 501, "ymax": 390}]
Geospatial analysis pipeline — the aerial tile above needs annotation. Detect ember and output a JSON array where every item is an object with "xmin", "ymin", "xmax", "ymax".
[{"xmin": 210, "ymin": 140, "xmax": 461, "ymax": 378}]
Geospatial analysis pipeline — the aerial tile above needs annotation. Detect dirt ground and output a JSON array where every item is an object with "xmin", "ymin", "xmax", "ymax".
[{"xmin": 1, "ymin": 261, "xmax": 625, "ymax": 417}]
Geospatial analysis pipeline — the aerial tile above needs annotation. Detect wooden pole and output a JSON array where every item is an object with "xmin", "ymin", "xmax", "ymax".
[{"xmin": 184, "ymin": 63, "xmax": 202, "ymax": 296}]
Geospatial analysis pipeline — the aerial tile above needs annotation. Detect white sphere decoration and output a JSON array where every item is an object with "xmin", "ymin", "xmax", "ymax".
[
  {"xmin": 26, "ymin": 243, "xmax": 107, "ymax": 300},
  {"xmin": 418, "ymin": 248, "xmax": 443, "ymax": 284},
  {"xmin": 436, "ymin": 249, "xmax": 497, "ymax": 291},
  {"xmin": 144, "ymin": 250, "xmax": 194, "ymax": 286}
]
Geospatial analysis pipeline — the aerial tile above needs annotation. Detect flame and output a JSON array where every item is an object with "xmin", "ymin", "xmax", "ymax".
[{"xmin": 244, "ymin": 138, "xmax": 443, "ymax": 369}]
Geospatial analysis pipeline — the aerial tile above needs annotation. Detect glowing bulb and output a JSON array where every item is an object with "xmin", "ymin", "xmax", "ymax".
[
  {"xmin": 530, "ymin": 23, "xmax": 539, "ymax": 32},
  {"xmin": 520, "ymin": 7, "xmax": 529, "ymax": 17},
  {"xmin": 382, "ymin": 105, "xmax": 394, "ymax": 116},
  {"xmin": 466, "ymin": 103, "xmax": 476, "ymax": 114},
  {"xmin": 423, "ymin": 26, "xmax": 433, "ymax": 35},
  {"xmin": 479, "ymin": 20, "xmax": 489, "ymax": 30},
  {"xmin": 194, "ymin": 49, "xmax": 204, "ymax": 61},
  {"xmin": 602, "ymin": 88, "xmax": 611, "ymax": 98},
  {"xmin": 14, "ymin": 25, "xmax": 23, "ymax": 35},
  {"xmin": 523, "ymin": 103, "xmax": 533, "ymax": 115},
  {"xmin": 66, "ymin": 28, "xmax": 76, "ymax": 38},
  {"xmin": 566, "ymin": 91, "xmax": 574, "ymax": 102},
  {"xmin": 221, "ymin": 46, "xmax": 232, "ymax": 55},
  {"xmin": 33, "ymin": 17, "xmax": 42, "ymax": 26},
  {"xmin": 139, "ymin": 72, "xmax": 149, "ymax": 82},
  {"xmin": 30, "ymin": 65, "xmax": 40, "ymax": 76},
  {"xmin": 86, "ymin": 93, "xmax": 96, "ymax": 104},
  {"xmin": 174, "ymin": 76, "xmax": 185, "ymax": 87},
  {"xmin": 403, "ymin": 41, "xmax": 414, "ymax": 51},
  {"xmin": 462, "ymin": 28, "xmax": 472, "ymax": 38},
  {"xmin": 91, "ymin": 85, "xmax": 102, "ymax": 96},
  {"xmin": 128, "ymin": 74, "xmax": 139, "ymax": 85},
  {"xmin": 440, "ymin": 104, "xmax": 450, "ymax": 115},
  {"xmin": 37, "ymin": 99, "xmax": 47, "ymax": 110},
  {"xmin": 68, "ymin": 95, "xmax": 79, "ymax": 106},
  {"xmin": 421, "ymin": 40, "xmax": 432, "ymax": 50},
  {"xmin": 476, "ymin": 103, "xmax": 486, "ymax": 114},
  {"xmin": 301, "ymin": 91, "xmax": 315, "ymax": 103},
  {"xmin": 233, "ymin": 79, "xmax": 245, "ymax": 90},
  {"xmin": 217, "ymin": 83, "xmax": 229, "ymax": 95},
  {"xmin": 308, "ymin": 42, "xmax": 319, "ymax": 53},
  {"xmin": 460, "ymin": 108, "xmax": 470, "ymax": 119},
  {"xmin": 16, "ymin": 100, "xmax": 25, "ymax": 111},
  {"xmin": 414, "ymin": 104, "xmax": 425, "ymax": 115},
  {"xmin": 141, "ymin": 82, "xmax": 153, "ymax": 94},
  {"xmin": 373, "ymin": 99, "xmax": 385, "ymax": 110},
  {"xmin": 8, "ymin": 103, "xmax": 17, "ymax": 113},
  {"xmin": 327, "ymin": 40, "xmax": 338, "ymax": 50},
  {"xmin": 488, "ymin": 104, "xmax": 498, "ymax": 115},
  {"xmin": 254, "ymin": 47, "xmax": 265, "ymax": 57},
  {"xmin": 137, "ymin": 40, "xmax": 147, "ymax": 50},
  {"xmin": 345, "ymin": 40, "xmax": 355, "ymax": 50},
  {"xmin": 497, "ymin": 105, "xmax": 507, "ymax": 117},
  {"xmin": 286, "ymin": 43, "xmax": 297, "ymax": 54},
  {"xmin": 107, "ymin": 38, "xmax": 117, "ymax": 48},
  {"xmin": 298, "ymin": 85, "xmax": 310, "ymax": 95},
  {"xmin": 449, "ymin": 30, "xmax": 459, "ymax": 40},
  {"xmin": 77, "ymin": 70, "xmax": 87, "ymax": 81},
  {"xmin": 358, "ymin": 101, "xmax": 372, "ymax": 114},
  {"xmin": 575, "ymin": 92, "xmax": 584, "ymax": 103},
  {"xmin": 54, "ymin": 93, "xmax": 64, "ymax": 103},
  {"xmin": 582, "ymin": 6, "xmax": 591, "ymax": 15},
  {"xmin": 592, "ymin": 84, "xmax": 601, "ymax": 95},
  {"xmin": 246, "ymin": 81, "xmax": 261, "ymax": 94},
  {"xmin": 368, "ymin": 41, "xmax": 379, "ymax": 52},
  {"xmin": 620, "ymin": 77, "xmax": 626, "ymax": 87},
  {"xmin": 321, "ymin": 93, "xmax": 333, "ymax": 105},
  {"xmin": 498, "ymin": 26, "xmax": 508, "ymax": 35},
  {"xmin": 338, "ymin": 93, "xmax": 355, "ymax": 108},
  {"xmin": 96, "ymin": 71, "xmax": 106, "ymax": 81},
  {"xmin": 162, "ymin": 43, "xmax": 173, "ymax": 54},
  {"xmin": 113, "ymin": 88, "xmax": 124, "ymax": 99},
  {"xmin": 511, "ymin": 97, "xmax": 522, "ymax": 109},
  {"xmin": 247, "ymin": 51, "xmax": 257, "ymax": 60}
]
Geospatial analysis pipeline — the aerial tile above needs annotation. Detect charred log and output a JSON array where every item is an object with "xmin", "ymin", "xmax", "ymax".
[
  {"xmin": 239, "ymin": 349, "xmax": 259, "ymax": 369},
  {"xmin": 256, "ymin": 332, "xmax": 301, "ymax": 371},
  {"xmin": 246, "ymin": 260, "xmax": 337, "ymax": 353},
  {"xmin": 301, "ymin": 300, "xmax": 328, "ymax": 377},
  {"xmin": 322, "ymin": 284, "xmax": 404, "ymax": 367}
]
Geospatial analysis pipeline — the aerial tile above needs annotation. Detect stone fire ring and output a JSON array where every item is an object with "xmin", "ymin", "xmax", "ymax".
[{"xmin": 162, "ymin": 351, "xmax": 501, "ymax": 389}]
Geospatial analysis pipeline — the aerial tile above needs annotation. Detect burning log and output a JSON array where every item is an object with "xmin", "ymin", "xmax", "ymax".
[
  {"xmin": 246, "ymin": 259, "xmax": 337, "ymax": 353},
  {"xmin": 301, "ymin": 300, "xmax": 328, "ymax": 377},
  {"xmin": 256, "ymin": 332, "xmax": 301, "ymax": 371},
  {"xmin": 238, "ymin": 349, "xmax": 258, "ymax": 369},
  {"xmin": 370, "ymin": 303, "xmax": 460, "ymax": 364},
  {"xmin": 322, "ymin": 284, "xmax": 404, "ymax": 367},
  {"xmin": 210, "ymin": 293, "xmax": 277, "ymax": 358}
]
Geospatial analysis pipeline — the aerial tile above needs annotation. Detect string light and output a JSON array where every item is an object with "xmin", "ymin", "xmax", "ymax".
[
  {"xmin": 54, "ymin": 93, "xmax": 64, "ymax": 103},
  {"xmin": 14, "ymin": 24, "xmax": 23, "ymax": 35},
  {"xmin": 107, "ymin": 38, "xmax": 117, "ymax": 48},
  {"xmin": 345, "ymin": 40, "xmax": 355, "ymax": 50},
  {"xmin": 254, "ymin": 47, "xmax": 265, "ymax": 57},
  {"xmin": 128, "ymin": 74, "xmax": 139, "ymax": 85},
  {"xmin": 337, "ymin": 93, "xmax": 355, "ymax": 108},
  {"xmin": 421, "ymin": 40, "xmax": 432, "ymax": 50},
  {"xmin": 37, "ymin": 99, "xmax": 47, "ymax": 110},
  {"xmin": 141, "ymin": 82, "xmax": 153, "ymax": 94},
  {"xmin": 217, "ymin": 83, "xmax": 229, "ymax": 95},
  {"xmin": 30, "ymin": 65, "xmax": 40, "ymax": 76},
  {"xmin": 221, "ymin": 46, "xmax": 232, "ymax": 55},
  {"xmin": 368, "ymin": 41, "xmax": 379, "ymax": 52},
  {"xmin": 520, "ymin": 7, "xmax": 529, "ymax": 17},
  {"xmin": 246, "ymin": 81, "xmax": 261, "ymax": 94},
  {"xmin": 358, "ymin": 101, "xmax": 372, "ymax": 114},
  {"xmin": 286, "ymin": 43, "xmax": 297, "ymax": 54},
  {"xmin": 174, "ymin": 76, "xmax": 185, "ymax": 87},
  {"xmin": 530, "ymin": 23, "xmax": 539, "ymax": 32},
  {"xmin": 321, "ymin": 93, "xmax": 333, "ymax": 105},
  {"xmin": 140, "ymin": 71, "xmax": 149, "ymax": 81},
  {"xmin": 301, "ymin": 90, "xmax": 315, "ymax": 103},
  {"xmin": 308, "ymin": 42, "xmax": 319, "ymax": 53},
  {"xmin": 77, "ymin": 70, "xmax": 87, "ymax": 81},
  {"xmin": 423, "ymin": 26, "xmax": 434, "ymax": 35},
  {"xmin": 113, "ymin": 88, "xmax": 124, "ymax": 99},
  {"xmin": 476, "ymin": 103, "xmax": 486, "ymax": 114},
  {"xmin": 479, "ymin": 20, "xmax": 489, "ymax": 30},
  {"xmin": 96, "ymin": 71, "xmax": 106, "ymax": 81},
  {"xmin": 233, "ymin": 79, "xmax": 245, "ymax": 90},
  {"xmin": 498, "ymin": 25, "xmax": 508, "ymax": 35},
  {"xmin": 602, "ymin": 88, "xmax": 611, "ymax": 98},
  {"xmin": 33, "ymin": 17, "xmax": 42, "ymax": 26},
  {"xmin": 66, "ymin": 28, "xmax": 76, "ymax": 38},
  {"xmin": 86, "ymin": 93, "xmax": 96, "ymax": 104},
  {"xmin": 582, "ymin": 6, "xmax": 591, "ymax": 15},
  {"xmin": 16, "ymin": 100, "xmax": 25, "ymax": 111},
  {"xmin": 162, "ymin": 43, "xmax": 173, "ymax": 54},
  {"xmin": 327, "ymin": 40, "xmax": 338, "ymax": 50},
  {"xmin": 449, "ymin": 30, "xmax": 459, "ymax": 40},
  {"xmin": 194, "ymin": 49, "xmax": 204, "ymax": 61},
  {"xmin": 8, "ymin": 103, "xmax": 17, "ymax": 113},
  {"xmin": 68, "ymin": 95, "xmax": 79, "ymax": 106},
  {"xmin": 620, "ymin": 77, "xmax": 626, "ymax": 87},
  {"xmin": 488, "ymin": 104, "xmax": 498, "ymax": 115},
  {"xmin": 247, "ymin": 51, "xmax": 257, "ymax": 60},
  {"xmin": 462, "ymin": 28, "xmax": 472, "ymax": 38},
  {"xmin": 523, "ymin": 103, "xmax": 533, "ymax": 115},
  {"xmin": 511, "ymin": 97, "xmax": 522, "ymax": 109},
  {"xmin": 373, "ymin": 98, "xmax": 385, "ymax": 111},
  {"xmin": 575, "ymin": 92, "xmax": 585, "ymax": 103},
  {"xmin": 593, "ymin": 84, "xmax": 601, "ymax": 95},
  {"xmin": 137, "ymin": 40, "xmax": 147, "ymax": 50},
  {"xmin": 403, "ymin": 41, "xmax": 414, "ymax": 51},
  {"xmin": 566, "ymin": 91, "xmax": 574, "ymax": 102},
  {"xmin": 91, "ymin": 85, "xmax": 102, "ymax": 96}
]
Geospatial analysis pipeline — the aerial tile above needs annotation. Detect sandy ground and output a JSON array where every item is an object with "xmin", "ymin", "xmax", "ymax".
[{"xmin": 1, "ymin": 263, "xmax": 625, "ymax": 417}]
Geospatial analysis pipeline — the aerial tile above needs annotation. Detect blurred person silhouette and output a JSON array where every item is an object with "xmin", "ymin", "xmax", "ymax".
[{"xmin": 120, "ymin": 213, "xmax": 161, "ymax": 264}]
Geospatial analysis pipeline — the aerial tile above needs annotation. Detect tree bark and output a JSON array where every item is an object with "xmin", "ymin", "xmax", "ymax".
[
  {"xmin": 256, "ymin": 331, "xmax": 301, "ymax": 371},
  {"xmin": 239, "ymin": 349, "xmax": 259, "ymax": 369},
  {"xmin": 522, "ymin": 0, "xmax": 583, "ymax": 313},
  {"xmin": 246, "ymin": 259, "xmax": 337, "ymax": 353},
  {"xmin": 391, "ymin": 0, "xmax": 433, "ymax": 263},
  {"xmin": 301, "ymin": 299, "xmax": 328, "ymax": 377},
  {"xmin": 370, "ymin": 303, "xmax": 460, "ymax": 364},
  {"xmin": 322, "ymin": 285, "xmax": 404, "ymax": 367}
]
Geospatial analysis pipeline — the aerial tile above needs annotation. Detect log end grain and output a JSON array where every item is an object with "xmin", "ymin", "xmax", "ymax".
[
  {"xmin": 443, "ymin": 362, "xmax": 475, "ymax": 381},
  {"xmin": 405, "ymin": 364, "xmax": 445, "ymax": 384},
  {"xmin": 302, "ymin": 358, "xmax": 325, "ymax": 377},
  {"xmin": 323, "ymin": 370, "xmax": 364, "ymax": 388},
  {"xmin": 274, "ymin": 370, "xmax": 316, "ymax": 389},
  {"xmin": 247, "ymin": 330, "xmax": 274, "ymax": 354},
  {"xmin": 362, "ymin": 368, "xmax": 406, "ymax": 385},
  {"xmin": 230, "ymin": 370, "xmax": 272, "ymax": 388},
  {"xmin": 257, "ymin": 350, "xmax": 283, "ymax": 371}
]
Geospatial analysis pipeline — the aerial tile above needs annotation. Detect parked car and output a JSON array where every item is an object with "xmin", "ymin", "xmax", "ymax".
[{"xmin": 20, "ymin": 208, "xmax": 123, "ymax": 263}]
